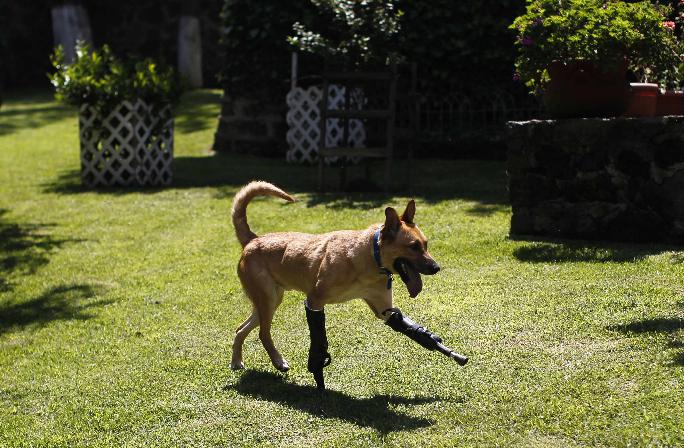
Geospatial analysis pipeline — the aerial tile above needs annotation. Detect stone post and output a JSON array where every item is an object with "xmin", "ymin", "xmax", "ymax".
[{"xmin": 51, "ymin": 3, "xmax": 93, "ymax": 62}]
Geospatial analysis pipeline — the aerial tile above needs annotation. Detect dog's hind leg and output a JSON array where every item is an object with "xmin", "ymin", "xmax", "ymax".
[
  {"xmin": 254, "ymin": 285, "xmax": 289, "ymax": 372},
  {"xmin": 238, "ymin": 260, "xmax": 289, "ymax": 372},
  {"xmin": 236, "ymin": 311, "xmax": 255, "ymax": 334},
  {"xmin": 231, "ymin": 308, "xmax": 258, "ymax": 370}
]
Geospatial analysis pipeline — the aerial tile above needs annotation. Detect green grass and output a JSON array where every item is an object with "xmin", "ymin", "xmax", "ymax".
[{"xmin": 1, "ymin": 90, "xmax": 683, "ymax": 447}]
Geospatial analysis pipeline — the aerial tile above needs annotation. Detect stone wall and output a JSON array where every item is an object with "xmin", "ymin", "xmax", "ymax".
[
  {"xmin": 506, "ymin": 117, "xmax": 684, "ymax": 244},
  {"xmin": 212, "ymin": 93, "xmax": 286, "ymax": 157}
]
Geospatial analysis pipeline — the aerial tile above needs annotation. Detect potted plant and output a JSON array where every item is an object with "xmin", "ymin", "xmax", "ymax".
[
  {"xmin": 511, "ymin": 0, "xmax": 681, "ymax": 118},
  {"xmin": 49, "ymin": 42, "xmax": 182, "ymax": 187}
]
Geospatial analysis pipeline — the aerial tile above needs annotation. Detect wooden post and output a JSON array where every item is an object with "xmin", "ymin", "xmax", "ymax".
[
  {"xmin": 318, "ymin": 78, "xmax": 330, "ymax": 192},
  {"xmin": 384, "ymin": 64, "xmax": 398, "ymax": 192},
  {"xmin": 291, "ymin": 52, "xmax": 298, "ymax": 90},
  {"xmin": 406, "ymin": 62, "xmax": 418, "ymax": 192},
  {"xmin": 340, "ymin": 84, "xmax": 351, "ymax": 190}
]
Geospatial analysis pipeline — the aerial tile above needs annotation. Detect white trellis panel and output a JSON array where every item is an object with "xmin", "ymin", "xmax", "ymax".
[
  {"xmin": 79, "ymin": 100, "xmax": 173, "ymax": 187},
  {"xmin": 286, "ymin": 85, "xmax": 366, "ymax": 164}
]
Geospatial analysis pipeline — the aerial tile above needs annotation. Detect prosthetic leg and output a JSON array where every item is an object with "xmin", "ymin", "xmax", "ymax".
[
  {"xmin": 305, "ymin": 302, "xmax": 332, "ymax": 390},
  {"xmin": 384, "ymin": 308, "xmax": 468, "ymax": 365}
]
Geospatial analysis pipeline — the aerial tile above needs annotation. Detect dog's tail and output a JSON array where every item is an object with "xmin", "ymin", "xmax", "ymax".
[{"xmin": 231, "ymin": 181, "xmax": 295, "ymax": 248}]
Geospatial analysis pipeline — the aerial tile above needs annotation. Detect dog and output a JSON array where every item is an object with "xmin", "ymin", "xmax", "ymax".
[{"xmin": 229, "ymin": 180, "xmax": 444, "ymax": 376}]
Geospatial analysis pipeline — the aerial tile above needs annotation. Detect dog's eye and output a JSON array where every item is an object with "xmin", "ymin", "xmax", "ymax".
[{"xmin": 410, "ymin": 241, "xmax": 422, "ymax": 252}]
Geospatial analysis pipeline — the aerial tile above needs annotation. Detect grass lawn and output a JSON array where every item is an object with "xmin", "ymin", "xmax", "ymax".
[{"xmin": 1, "ymin": 90, "xmax": 683, "ymax": 447}]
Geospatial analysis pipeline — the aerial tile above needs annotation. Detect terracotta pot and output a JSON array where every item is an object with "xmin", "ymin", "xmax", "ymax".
[
  {"xmin": 655, "ymin": 90, "xmax": 684, "ymax": 116},
  {"xmin": 623, "ymin": 83, "xmax": 658, "ymax": 117},
  {"xmin": 543, "ymin": 60, "xmax": 629, "ymax": 118}
]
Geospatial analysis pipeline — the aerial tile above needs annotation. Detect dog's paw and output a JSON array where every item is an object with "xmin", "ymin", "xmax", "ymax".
[
  {"xmin": 230, "ymin": 360, "xmax": 245, "ymax": 371},
  {"xmin": 274, "ymin": 359, "xmax": 290, "ymax": 373}
]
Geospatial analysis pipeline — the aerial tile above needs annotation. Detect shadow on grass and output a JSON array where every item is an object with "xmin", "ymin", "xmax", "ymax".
[
  {"xmin": 42, "ymin": 152, "xmax": 509, "ymax": 210},
  {"xmin": 0, "ymin": 92, "xmax": 73, "ymax": 136},
  {"xmin": 512, "ymin": 238, "xmax": 679, "ymax": 264},
  {"xmin": 226, "ymin": 370, "xmax": 442, "ymax": 433},
  {"xmin": 0, "ymin": 283, "xmax": 111, "ymax": 335},
  {"xmin": 0, "ymin": 209, "xmax": 84, "ymax": 292},
  {"xmin": 174, "ymin": 90, "xmax": 221, "ymax": 134},
  {"xmin": 609, "ymin": 303, "xmax": 684, "ymax": 367},
  {"xmin": 465, "ymin": 203, "xmax": 510, "ymax": 217}
]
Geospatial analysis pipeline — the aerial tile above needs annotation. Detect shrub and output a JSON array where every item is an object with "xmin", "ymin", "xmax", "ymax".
[
  {"xmin": 49, "ymin": 41, "xmax": 182, "ymax": 113},
  {"xmin": 218, "ymin": 0, "xmax": 314, "ymax": 98},
  {"xmin": 397, "ymin": 0, "xmax": 524, "ymax": 91},
  {"xmin": 511, "ymin": 0, "xmax": 682, "ymax": 94},
  {"xmin": 288, "ymin": 0, "xmax": 403, "ymax": 68}
]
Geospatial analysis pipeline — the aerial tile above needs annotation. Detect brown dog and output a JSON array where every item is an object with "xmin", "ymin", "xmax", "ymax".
[{"xmin": 230, "ymin": 181, "xmax": 442, "ymax": 373}]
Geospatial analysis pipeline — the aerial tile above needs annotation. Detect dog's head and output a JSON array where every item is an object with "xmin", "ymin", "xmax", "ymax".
[{"xmin": 380, "ymin": 200, "xmax": 440, "ymax": 298}]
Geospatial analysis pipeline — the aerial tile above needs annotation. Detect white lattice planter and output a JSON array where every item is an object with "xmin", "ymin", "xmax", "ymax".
[
  {"xmin": 79, "ymin": 100, "xmax": 173, "ymax": 187},
  {"xmin": 286, "ymin": 84, "xmax": 366, "ymax": 164}
]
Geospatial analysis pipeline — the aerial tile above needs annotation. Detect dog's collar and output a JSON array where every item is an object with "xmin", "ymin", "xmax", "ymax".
[{"xmin": 373, "ymin": 228, "xmax": 393, "ymax": 289}]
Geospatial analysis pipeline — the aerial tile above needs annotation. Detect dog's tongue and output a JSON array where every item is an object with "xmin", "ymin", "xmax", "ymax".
[{"xmin": 402, "ymin": 261, "xmax": 423, "ymax": 298}]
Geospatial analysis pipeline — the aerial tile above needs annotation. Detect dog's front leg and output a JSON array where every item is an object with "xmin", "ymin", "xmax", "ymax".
[
  {"xmin": 305, "ymin": 299, "xmax": 331, "ymax": 390},
  {"xmin": 381, "ymin": 308, "xmax": 468, "ymax": 366}
]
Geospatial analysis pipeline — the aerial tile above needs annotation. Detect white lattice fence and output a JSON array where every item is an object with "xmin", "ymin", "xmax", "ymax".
[
  {"xmin": 286, "ymin": 85, "xmax": 366, "ymax": 164},
  {"xmin": 79, "ymin": 100, "xmax": 173, "ymax": 187}
]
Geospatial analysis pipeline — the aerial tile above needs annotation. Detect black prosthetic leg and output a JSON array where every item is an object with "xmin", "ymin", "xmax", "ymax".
[
  {"xmin": 305, "ymin": 302, "xmax": 332, "ymax": 390},
  {"xmin": 384, "ymin": 308, "xmax": 468, "ymax": 365}
]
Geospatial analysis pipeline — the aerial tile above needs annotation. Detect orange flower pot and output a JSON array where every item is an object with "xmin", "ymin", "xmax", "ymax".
[
  {"xmin": 623, "ymin": 83, "xmax": 658, "ymax": 117},
  {"xmin": 543, "ymin": 60, "xmax": 629, "ymax": 118},
  {"xmin": 655, "ymin": 90, "xmax": 684, "ymax": 116}
]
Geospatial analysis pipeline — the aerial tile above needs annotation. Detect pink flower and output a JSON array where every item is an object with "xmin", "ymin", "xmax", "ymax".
[
  {"xmin": 520, "ymin": 36, "xmax": 534, "ymax": 46},
  {"xmin": 513, "ymin": 72, "xmax": 521, "ymax": 82},
  {"xmin": 663, "ymin": 21, "xmax": 676, "ymax": 31}
]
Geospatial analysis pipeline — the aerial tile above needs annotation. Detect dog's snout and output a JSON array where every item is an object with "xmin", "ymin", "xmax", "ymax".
[{"xmin": 424, "ymin": 261, "xmax": 440, "ymax": 275}]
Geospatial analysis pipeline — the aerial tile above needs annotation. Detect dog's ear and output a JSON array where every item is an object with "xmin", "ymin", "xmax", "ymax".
[
  {"xmin": 401, "ymin": 199, "xmax": 416, "ymax": 224},
  {"xmin": 382, "ymin": 207, "xmax": 401, "ymax": 238}
]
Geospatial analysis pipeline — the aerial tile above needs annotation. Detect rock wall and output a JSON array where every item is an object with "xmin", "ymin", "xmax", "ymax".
[
  {"xmin": 506, "ymin": 117, "xmax": 684, "ymax": 244},
  {"xmin": 212, "ymin": 93, "xmax": 286, "ymax": 157}
]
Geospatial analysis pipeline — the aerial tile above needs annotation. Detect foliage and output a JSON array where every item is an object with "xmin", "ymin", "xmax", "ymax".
[
  {"xmin": 511, "ymin": 0, "xmax": 682, "ymax": 93},
  {"xmin": 288, "ymin": 0, "xmax": 403, "ymax": 68},
  {"xmin": 397, "ymin": 0, "xmax": 524, "ymax": 91},
  {"xmin": 219, "ymin": 1, "xmax": 525, "ymax": 99},
  {"xmin": 219, "ymin": 0, "xmax": 314, "ymax": 98},
  {"xmin": 49, "ymin": 42, "xmax": 183, "ymax": 112},
  {"xmin": 666, "ymin": 0, "xmax": 684, "ymax": 88}
]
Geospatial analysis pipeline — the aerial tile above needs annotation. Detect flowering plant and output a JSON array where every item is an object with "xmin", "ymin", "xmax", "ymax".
[{"xmin": 510, "ymin": 0, "xmax": 681, "ymax": 94}]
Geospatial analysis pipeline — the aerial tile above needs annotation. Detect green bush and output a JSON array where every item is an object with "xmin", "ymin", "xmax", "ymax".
[
  {"xmin": 511, "ymin": 0, "xmax": 681, "ymax": 93},
  {"xmin": 218, "ymin": 0, "xmax": 314, "ymax": 98},
  {"xmin": 397, "ymin": 0, "xmax": 524, "ymax": 90},
  {"xmin": 49, "ymin": 41, "xmax": 182, "ymax": 113},
  {"xmin": 288, "ymin": 0, "xmax": 402, "ymax": 68}
]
